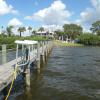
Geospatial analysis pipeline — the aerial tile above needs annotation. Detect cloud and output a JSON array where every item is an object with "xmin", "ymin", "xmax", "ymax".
[
  {"xmin": 25, "ymin": 0, "xmax": 72, "ymax": 25},
  {"xmin": 77, "ymin": 0, "xmax": 100, "ymax": 25},
  {"xmin": 91, "ymin": 0, "xmax": 100, "ymax": 10},
  {"xmin": 0, "ymin": 0, "xmax": 19, "ymax": 15},
  {"xmin": 42, "ymin": 25, "xmax": 63, "ymax": 31},
  {"xmin": 8, "ymin": 18, "xmax": 23, "ymax": 26}
]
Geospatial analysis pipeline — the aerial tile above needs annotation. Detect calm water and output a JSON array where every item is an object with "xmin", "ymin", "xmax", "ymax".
[
  {"xmin": 0, "ymin": 50, "xmax": 22, "ymax": 65},
  {"xmin": 1, "ymin": 47, "xmax": 100, "ymax": 100}
]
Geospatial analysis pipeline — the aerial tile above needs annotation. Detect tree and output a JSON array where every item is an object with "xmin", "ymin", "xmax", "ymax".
[
  {"xmin": 54, "ymin": 30, "xmax": 65, "ymax": 40},
  {"xmin": 28, "ymin": 26, "xmax": 32, "ymax": 34},
  {"xmin": 0, "ymin": 26, "xmax": 3, "ymax": 34},
  {"xmin": 32, "ymin": 30, "xmax": 36, "ymax": 36},
  {"xmin": 63, "ymin": 24, "xmax": 83, "ymax": 40},
  {"xmin": 55, "ymin": 30, "xmax": 64, "ymax": 36},
  {"xmin": 38, "ymin": 27, "xmax": 44, "ymax": 32},
  {"xmin": 90, "ymin": 21, "xmax": 100, "ymax": 35},
  {"xmin": 6, "ymin": 26, "xmax": 13, "ymax": 37},
  {"xmin": 1, "ymin": 26, "xmax": 5, "ymax": 36},
  {"xmin": 18, "ymin": 27, "xmax": 26, "ymax": 37}
]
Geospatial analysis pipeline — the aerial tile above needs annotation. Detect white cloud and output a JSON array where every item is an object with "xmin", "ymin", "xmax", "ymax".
[
  {"xmin": 77, "ymin": 0, "xmax": 100, "ymax": 25},
  {"xmin": 8, "ymin": 18, "xmax": 23, "ymax": 26},
  {"xmin": 25, "ymin": 0, "xmax": 72, "ymax": 25},
  {"xmin": 42, "ymin": 25, "xmax": 63, "ymax": 31},
  {"xmin": 0, "ymin": 0, "xmax": 19, "ymax": 15},
  {"xmin": 91, "ymin": 0, "xmax": 100, "ymax": 10}
]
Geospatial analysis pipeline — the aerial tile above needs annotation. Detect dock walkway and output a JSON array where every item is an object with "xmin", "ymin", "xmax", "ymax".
[{"xmin": 0, "ymin": 41, "xmax": 53, "ymax": 92}]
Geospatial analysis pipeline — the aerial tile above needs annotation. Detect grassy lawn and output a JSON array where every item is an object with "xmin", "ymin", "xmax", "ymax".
[{"xmin": 55, "ymin": 40, "xmax": 84, "ymax": 47}]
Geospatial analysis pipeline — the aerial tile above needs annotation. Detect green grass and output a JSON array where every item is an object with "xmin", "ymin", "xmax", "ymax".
[{"xmin": 55, "ymin": 40, "xmax": 84, "ymax": 47}]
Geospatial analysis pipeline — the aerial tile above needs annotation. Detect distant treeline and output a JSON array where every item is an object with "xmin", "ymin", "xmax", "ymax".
[
  {"xmin": 0, "ymin": 20, "xmax": 100, "ymax": 46},
  {"xmin": 55, "ymin": 20, "xmax": 100, "ymax": 46}
]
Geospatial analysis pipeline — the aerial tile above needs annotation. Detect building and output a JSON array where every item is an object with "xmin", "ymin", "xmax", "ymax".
[{"xmin": 35, "ymin": 31, "xmax": 55, "ymax": 38}]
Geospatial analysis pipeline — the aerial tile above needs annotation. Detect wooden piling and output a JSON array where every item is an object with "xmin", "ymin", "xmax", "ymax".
[
  {"xmin": 25, "ymin": 46, "xmax": 31, "ymax": 87},
  {"xmin": 40, "ymin": 41, "xmax": 45, "ymax": 64},
  {"xmin": 2, "ymin": 44, "xmax": 7, "ymax": 64},
  {"xmin": 50, "ymin": 41, "xmax": 53, "ymax": 52},
  {"xmin": 37, "ymin": 42, "xmax": 40, "ymax": 70},
  {"xmin": 47, "ymin": 41, "xmax": 50, "ymax": 54},
  {"xmin": 44, "ymin": 41, "xmax": 48, "ymax": 61},
  {"xmin": 25, "ymin": 68, "xmax": 30, "ymax": 87},
  {"xmin": 46, "ymin": 41, "xmax": 48, "ymax": 55}
]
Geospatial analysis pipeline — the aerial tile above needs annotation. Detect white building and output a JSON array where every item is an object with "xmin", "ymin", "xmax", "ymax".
[{"xmin": 35, "ymin": 31, "xmax": 55, "ymax": 38}]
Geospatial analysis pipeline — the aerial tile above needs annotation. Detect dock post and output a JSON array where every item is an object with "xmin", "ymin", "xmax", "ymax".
[
  {"xmin": 50, "ymin": 41, "xmax": 53, "ymax": 51},
  {"xmin": 37, "ymin": 42, "xmax": 40, "ymax": 70},
  {"xmin": 25, "ymin": 68, "xmax": 30, "ymax": 87},
  {"xmin": 47, "ymin": 41, "xmax": 49, "ymax": 54},
  {"xmin": 2, "ymin": 44, "xmax": 7, "ymax": 64},
  {"xmin": 47, "ymin": 41, "xmax": 50, "ymax": 55},
  {"xmin": 40, "ymin": 41, "xmax": 45, "ymax": 65},
  {"xmin": 44, "ymin": 41, "xmax": 48, "ymax": 61},
  {"xmin": 24, "ymin": 46, "xmax": 30, "ymax": 87},
  {"xmin": 49, "ymin": 41, "xmax": 51, "ymax": 52},
  {"xmin": 46, "ymin": 41, "xmax": 48, "ymax": 55}
]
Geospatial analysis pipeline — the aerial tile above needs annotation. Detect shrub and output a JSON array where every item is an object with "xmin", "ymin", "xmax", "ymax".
[
  {"xmin": 0, "ymin": 36, "xmax": 50, "ymax": 50},
  {"xmin": 77, "ymin": 33, "xmax": 100, "ymax": 45}
]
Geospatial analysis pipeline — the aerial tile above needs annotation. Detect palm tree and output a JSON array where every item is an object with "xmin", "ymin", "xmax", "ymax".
[
  {"xmin": 6, "ymin": 25, "xmax": 13, "ymax": 37},
  {"xmin": 28, "ymin": 26, "xmax": 32, "ymax": 35},
  {"xmin": 18, "ymin": 27, "xmax": 26, "ymax": 37},
  {"xmin": 1, "ymin": 26, "xmax": 3, "ymax": 34},
  {"xmin": 38, "ymin": 27, "xmax": 44, "ymax": 32}
]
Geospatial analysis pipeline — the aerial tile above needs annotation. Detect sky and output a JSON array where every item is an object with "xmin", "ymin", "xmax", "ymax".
[{"xmin": 0, "ymin": 0, "xmax": 100, "ymax": 33}]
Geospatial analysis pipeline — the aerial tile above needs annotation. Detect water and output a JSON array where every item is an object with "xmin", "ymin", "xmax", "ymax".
[
  {"xmin": 0, "ymin": 50, "xmax": 22, "ymax": 65},
  {"xmin": 1, "ymin": 47, "xmax": 100, "ymax": 100}
]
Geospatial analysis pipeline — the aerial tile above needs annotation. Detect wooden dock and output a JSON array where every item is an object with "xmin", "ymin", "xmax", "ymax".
[{"xmin": 0, "ymin": 41, "xmax": 53, "ymax": 94}]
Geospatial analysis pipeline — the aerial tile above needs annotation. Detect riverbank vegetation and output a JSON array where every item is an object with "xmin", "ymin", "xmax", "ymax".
[
  {"xmin": 0, "ymin": 36, "xmax": 49, "ymax": 50},
  {"xmin": 0, "ymin": 20, "xmax": 100, "ymax": 48},
  {"xmin": 55, "ymin": 40, "xmax": 84, "ymax": 47},
  {"xmin": 78, "ymin": 33, "xmax": 100, "ymax": 45},
  {"xmin": 55, "ymin": 21, "xmax": 100, "ymax": 46}
]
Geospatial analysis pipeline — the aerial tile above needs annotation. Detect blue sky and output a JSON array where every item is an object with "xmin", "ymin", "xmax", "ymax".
[{"xmin": 0, "ymin": 0, "xmax": 100, "ymax": 31}]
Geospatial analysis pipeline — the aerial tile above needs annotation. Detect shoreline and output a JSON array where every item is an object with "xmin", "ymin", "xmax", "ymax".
[{"xmin": 54, "ymin": 40, "xmax": 84, "ymax": 47}]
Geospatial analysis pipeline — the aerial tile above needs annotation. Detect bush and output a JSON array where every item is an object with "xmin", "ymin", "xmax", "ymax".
[
  {"xmin": 0, "ymin": 36, "xmax": 50, "ymax": 50},
  {"xmin": 77, "ymin": 33, "xmax": 100, "ymax": 45}
]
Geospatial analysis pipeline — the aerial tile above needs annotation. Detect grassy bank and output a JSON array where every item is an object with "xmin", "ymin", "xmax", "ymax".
[{"xmin": 55, "ymin": 40, "xmax": 84, "ymax": 47}]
